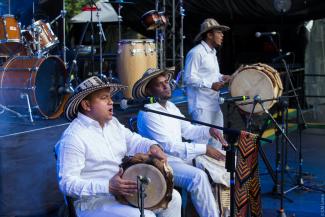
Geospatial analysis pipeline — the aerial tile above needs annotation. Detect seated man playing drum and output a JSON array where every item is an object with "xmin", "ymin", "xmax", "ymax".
[
  {"xmin": 55, "ymin": 76, "xmax": 181, "ymax": 217},
  {"xmin": 133, "ymin": 68, "xmax": 230, "ymax": 217}
]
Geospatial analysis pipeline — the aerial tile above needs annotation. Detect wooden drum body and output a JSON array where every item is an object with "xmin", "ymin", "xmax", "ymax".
[
  {"xmin": 230, "ymin": 63, "xmax": 283, "ymax": 114},
  {"xmin": 0, "ymin": 56, "xmax": 68, "ymax": 119},
  {"xmin": 117, "ymin": 39, "xmax": 157, "ymax": 98},
  {"xmin": 0, "ymin": 15, "xmax": 23, "ymax": 56}
]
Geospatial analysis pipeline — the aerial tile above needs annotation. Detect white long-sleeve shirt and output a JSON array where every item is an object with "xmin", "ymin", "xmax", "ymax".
[
  {"xmin": 55, "ymin": 113, "xmax": 157, "ymax": 202},
  {"xmin": 184, "ymin": 40, "xmax": 223, "ymax": 113},
  {"xmin": 137, "ymin": 101, "xmax": 211, "ymax": 163}
]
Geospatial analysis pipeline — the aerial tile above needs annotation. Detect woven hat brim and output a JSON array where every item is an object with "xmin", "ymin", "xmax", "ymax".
[
  {"xmin": 194, "ymin": 25, "xmax": 230, "ymax": 42},
  {"xmin": 65, "ymin": 83, "xmax": 126, "ymax": 121},
  {"xmin": 132, "ymin": 69, "xmax": 174, "ymax": 99}
]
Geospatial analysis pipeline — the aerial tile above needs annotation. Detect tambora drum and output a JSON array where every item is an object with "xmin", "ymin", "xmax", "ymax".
[
  {"xmin": 117, "ymin": 39, "xmax": 157, "ymax": 98},
  {"xmin": 230, "ymin": 63, "xmax": 283, "ymax": 114},
  {"xmin": 0, "ymin": 56, "xmax": 68, "ymax": 119},
  {"xmin": 0, "ymin": 15, "xmax": 23, "ymax": 56},
  {"xmin": 117, "ymin": 153, "xmax": 173, "ymax": 210},
  {"xmin": 22, "ymin": 20, "xmax": 59, "ymax": 54}
]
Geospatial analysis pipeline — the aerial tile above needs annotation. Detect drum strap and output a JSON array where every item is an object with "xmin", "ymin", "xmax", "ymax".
[{"xmin": 234, "ymin": 131, "xmax": 262, "ymax": 217}]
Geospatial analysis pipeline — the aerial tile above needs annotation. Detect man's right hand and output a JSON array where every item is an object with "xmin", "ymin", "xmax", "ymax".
[
  {"xmin": 109, "ymin": 168, "xmax": 137, "ymax": 197},
  {"xmin": 211, "ymin": 81, "xmax": 225, "ymax": 91},
  {"xmin": 206, "ymin": 145, "xmax": 226, "ymax": 161}
]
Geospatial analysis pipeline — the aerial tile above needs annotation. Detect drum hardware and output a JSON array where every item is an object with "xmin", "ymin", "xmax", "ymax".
[{"xmin": 20, "ymin": 92, "xmax": 34, "ymax": 123}]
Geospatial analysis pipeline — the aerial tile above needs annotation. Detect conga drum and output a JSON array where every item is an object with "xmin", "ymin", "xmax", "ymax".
[
  {"xmin": 230, "ymin": 63, "xmax": 283, "ymax": 114},
  {"xmin": 0, "ymin": 56, "xmax": 68, "ymax": 119},
  {"xmin": 117, "ymin": 153, "xmax": 173, "ymax": 210},
  {"xmin": 0, "ymin": 15, "xmax": 23, "ymax": 56},
  {"xmin": 117, "ymin": 39, "xmax": 157, "ymax": 98}
]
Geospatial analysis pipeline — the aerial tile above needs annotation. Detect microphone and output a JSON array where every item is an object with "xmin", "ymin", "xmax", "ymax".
[
  {"xmin": 120, "ymin": 97, "xmax": 159, "ymax": 110},
  {"xmin": 169, "ymin": 79, "xmax": 178, "ymax": 91},
  {"xmin": 137, "ymin": 175, "xmax": 151, "ymax": 185},
  {"xmin": 219, "ymin": 96, "xmax": 250, "ymax": 104},
  {"xmin": 272, "ymin": 52, "xmax": 292, "ymax": 62},
  {"xmin": 255, "ymin": 31, "xmax": 277, "ymax": 37}
]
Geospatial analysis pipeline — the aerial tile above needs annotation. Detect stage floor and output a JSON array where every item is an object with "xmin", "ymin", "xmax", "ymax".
[{"xmin": 0, "ymin": 99, "xmax": 324, "ymax": 217}]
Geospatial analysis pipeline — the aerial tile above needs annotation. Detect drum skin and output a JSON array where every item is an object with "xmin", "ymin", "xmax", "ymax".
[
  {"xmin": 230, "ymin": 63, "xmax": 283, "ymax": 114},
  {"xmin": 0, "ymin": 15, "xmax": 23, "ymax": 56},
  {"xmin": 117, "ymin": 153, "xmax": 173, "ymax": 210},
  {"xmin": 0, "ymin": 56, "xmax": 68, "ymax": 119},
  {"xmin": 117, "ymin": 39, "xmax": 157, "ymax": 99}
]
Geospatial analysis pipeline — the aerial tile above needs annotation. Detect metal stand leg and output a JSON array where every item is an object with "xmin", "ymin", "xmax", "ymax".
[{"xmin": 21, "ymin": 93, "xmax": 34, "ymax": 123}]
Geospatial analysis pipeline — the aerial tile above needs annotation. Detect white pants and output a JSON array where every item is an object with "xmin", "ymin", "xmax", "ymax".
[
  {"xmin": 169, "ymin": 161, "xmax": 220, "ymax": 217},
  {"xmin": 191, "ymin": 109, "xmax": 224, "ymax": 149},
  {"xmin": 75, "ymin": 189, "xmax": 181, "ymax": 217}
]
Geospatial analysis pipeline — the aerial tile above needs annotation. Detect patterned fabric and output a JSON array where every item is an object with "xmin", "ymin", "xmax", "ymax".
[{"xmin": 234, "ymin": 131, "xmax": 262, "ymax": 217}]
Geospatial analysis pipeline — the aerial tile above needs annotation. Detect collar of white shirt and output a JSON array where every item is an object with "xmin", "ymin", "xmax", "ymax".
[
  {"xmin": 77, "ymin": 112, "xmax": 107, "ymax": 129},
  {"xmin": 200, "ymin": 40, "xmax": 216, "ymax": 54}
]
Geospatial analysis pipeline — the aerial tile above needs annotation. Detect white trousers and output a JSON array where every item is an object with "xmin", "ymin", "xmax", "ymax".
[
  {"xmin": 75, "ymin": 189, "xmax": 181, "ymax": 217},
  {"xmin": 191, "ymin": 109, "xmax": 224, "ymax": 150},
  {"xmin": 169, "ymin": 161, "xmax": 220, "ymax": 217}
]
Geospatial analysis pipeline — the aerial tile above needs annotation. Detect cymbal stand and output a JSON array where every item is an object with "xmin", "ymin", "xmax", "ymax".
[
  {"xmin": 89, "ymin": 0, "xmax": 98, "ymax": 76},
  {"xmin": 0, "ymin": 104, "xmax": 23, "ymax": 118},
  {"xmin": 117, "ymin": 2, "xmax": 123, "ymax": 41},
  {"xmin": 96, "ymin": 8, "xmax": 107, "ymax": 80}
]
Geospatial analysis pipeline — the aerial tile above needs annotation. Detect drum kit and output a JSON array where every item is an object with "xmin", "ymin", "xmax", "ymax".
[{"xmin": 0, "ymin": 1, "xmax": 68, "ymax": 122}]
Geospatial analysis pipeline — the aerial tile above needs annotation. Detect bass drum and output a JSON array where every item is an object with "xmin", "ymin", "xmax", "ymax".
[
  {"xmin": 0, "ymin": 56, "xmax": 68, "ymax": 119},
  {"xmin": 117, "ymin": 39, "xmax": 157, "ymax": 98}
]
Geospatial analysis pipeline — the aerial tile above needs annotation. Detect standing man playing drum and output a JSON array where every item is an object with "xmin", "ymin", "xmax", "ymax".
[
  {"xmin": 55, "ymin": 76, "xmax": 181, "ymax": 217},
  {"xmin": 184, "ymin": 18, "xmax": 231, "ymax": 149},
  {"xmin": 133, "ymin": 68, "xmax": 230, "ymax": 217}
]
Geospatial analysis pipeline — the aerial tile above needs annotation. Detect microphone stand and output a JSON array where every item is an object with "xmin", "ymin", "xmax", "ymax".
[
  {"xmin": 137, "ymin": 176, "xmax": 149, "ymax": 217},
  {"xmin": 142, "ymin": 107, "xmax": 272, "ymax": 217}
]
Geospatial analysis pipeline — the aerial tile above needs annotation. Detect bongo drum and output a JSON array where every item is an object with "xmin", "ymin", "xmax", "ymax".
[
  {"xmin": 230, "ymin": 63, "xmax": 283, "ymax": 114},
  {"xmin": 117, "ymin": 153, "xmax": 173, "ymax": 210},
  {"xmin": 117, "ymin": 39, "xmax": 157, "ymax": 98}
]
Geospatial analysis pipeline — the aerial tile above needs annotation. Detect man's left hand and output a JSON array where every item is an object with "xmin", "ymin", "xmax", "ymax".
[
  {"xmin": 209, "ymin": 128, "xmax": 228, "ymax": 148},
  {"xmin": 148, "ymin": 145, "xmax": 167, "ymax": 163}
]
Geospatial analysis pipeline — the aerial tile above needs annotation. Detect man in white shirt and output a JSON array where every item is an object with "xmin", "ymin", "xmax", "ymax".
[
  {"xmin": 184, "ymin": 18, "xmax": 231, "ymax": 149},
  {"xmin": 133, "ymin": 68, "xmax": 230, "ymax": 217},
  {"xmin": 55, "ymin": 76, "xmax": 181, "ymax": 217}
]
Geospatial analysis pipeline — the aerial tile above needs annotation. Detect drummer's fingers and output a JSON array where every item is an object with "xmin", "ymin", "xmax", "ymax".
[{"xmin": 120, "ymin": 179, "xmax": 137, "ymax": 187}]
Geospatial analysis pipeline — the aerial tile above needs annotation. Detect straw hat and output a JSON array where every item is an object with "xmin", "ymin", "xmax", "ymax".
[
  {"xmin": 194, "ymin": 18, "xmax": 230, "ymax": 42},
  {"xmin": 65, "ymin": 76, "xmax": 126, "ymax": 121},
  {"xmin": 132, "ymin": 68, "xmax": 174, "ymax": 99}
]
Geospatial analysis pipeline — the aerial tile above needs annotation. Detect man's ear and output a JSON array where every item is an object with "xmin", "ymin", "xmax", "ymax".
[{"xmin": 80, "ymin": 99, "xmax": 91, "ymax": 112}]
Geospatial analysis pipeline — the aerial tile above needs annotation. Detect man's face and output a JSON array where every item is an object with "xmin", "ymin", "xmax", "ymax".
[
  {"xmin": 147, "ymin": 74, "xmax": 172, "ymax": 100},
  {"xmin": 208, "ymin": 30, "xmax": 224, "ymax": 47},
  {"xmin": 81, "ymin": 88, "xmax": 114, "ymax": 123}
]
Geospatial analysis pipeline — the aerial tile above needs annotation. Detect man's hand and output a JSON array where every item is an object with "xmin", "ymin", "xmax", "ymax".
[
  {"xmin": 148, "ymin": 144, "xmax": 167, "ymax": 163},
  {"xmin": 109, "ymin": 168, "xmax": 137, "ymax": 197},
  {"xmin": 211, "ymin": 81, "xmax": 225, "ymax": 91},
  {"xmin": 206, "ymin": 145, "xmax": 226, "ymax": 161},
  {"xmin": 209, "ymin": 128, "xmax": 228, "ymax": 148},
  {"xmin": 221, "ymin": 75, "xmax": 232, "ymax": 83}
]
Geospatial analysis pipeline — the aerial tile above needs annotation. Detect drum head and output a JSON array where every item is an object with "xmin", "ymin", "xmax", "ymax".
[
  {"xmin": 230, "ymin": 68, "xmax": 275, "ymax": 113},
  {"xmin": 122, "ymin": 163, "xmax": 167, "ymax": 209}
]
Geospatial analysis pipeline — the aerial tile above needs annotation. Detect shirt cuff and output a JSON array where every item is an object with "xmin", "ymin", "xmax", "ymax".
[
  {"xmin": 204, "ymin": 80, "xmax": 213, "ymax": 89},
  {"xmin": 195, "ymin": 143, "xmax": 207, "ymax": 156},
  {"xmin": 95, "ymin": 180, "xmax": 110, "ymax": 195},
  {"xmin": 203, "ymin": 126, "xmax": 211, "ymax": 139}
]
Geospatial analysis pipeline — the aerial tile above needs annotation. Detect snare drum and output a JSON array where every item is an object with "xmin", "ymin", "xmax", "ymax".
[
  {"xmin": 230, "ymin": 63, "xmax": 283, "ymax": 113},
  {"xmin": 0, "ymin": 56, "xmax": 68, "ymax": 119},
  {"xmin": 117, "ymin": 39, "xmax": 157, "ymax": 98},
  {"xmin": 117, "ymin": 153, "xmax": 173, "ymax": 210},
  {"xmin": 22, "ymin": 20, "xmax": 59, "ymax": 54},
  {"xmin": 141, "ymin": 10, "xmax": 167, "ymax": 30},
  {"xmin": 0, "ymin": 15, "xmax": 23, "ymax": 56}
]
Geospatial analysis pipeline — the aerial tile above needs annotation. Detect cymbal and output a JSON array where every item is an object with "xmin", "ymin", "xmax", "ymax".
[{"xmin": 104, "ymin": 1, "xmax": 135, "ymax": 4}]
